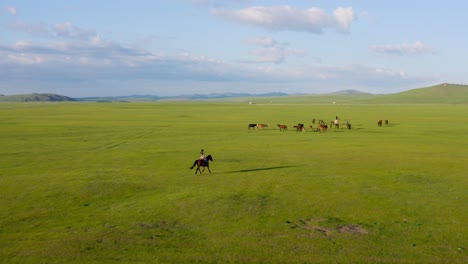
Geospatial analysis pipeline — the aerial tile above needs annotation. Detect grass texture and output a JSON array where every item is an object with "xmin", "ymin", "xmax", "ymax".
[{"xmin": 0, "ymin": 101, "xmax": 466, "ymax": 263}]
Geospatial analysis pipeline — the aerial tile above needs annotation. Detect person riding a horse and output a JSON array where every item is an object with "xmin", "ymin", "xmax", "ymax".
[
  {"xmin": 199, "ymin": 149, "xmax": 207, "ymax": 166},
  {"xmin": 190, "ymin": 151, "xmax": 213, "ymax": 174}
]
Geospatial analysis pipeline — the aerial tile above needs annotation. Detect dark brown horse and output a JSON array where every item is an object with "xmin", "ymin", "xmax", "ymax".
[
  {"xmin": 190, "ymin": 154, "xmax": 213, "ymax": 174},
  {"xmin": 293, "ymin": 123, "xmax": 305, "ymax": 132}
]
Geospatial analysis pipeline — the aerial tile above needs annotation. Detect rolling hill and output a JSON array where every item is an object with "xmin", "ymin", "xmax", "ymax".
[
  {"xmin": 0, "ymin": 93, "xmax": 76, "ymax": 102},
  {"xmin": 360, "ymin": 83, "xmax": 468, "ymax": 104},
  {"xmin": 1, "ymin": 84, "xmax": 467, "ymax": 104}
]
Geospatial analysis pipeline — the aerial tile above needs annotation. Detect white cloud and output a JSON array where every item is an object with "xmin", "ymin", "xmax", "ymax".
[
  {"xmin": 6, "ymin": 53, "xmax": 44, "ymax": 65},
  {"xmin": 251, "ymin": 46, "xmax": 285, "ymax": 64},
  {"xmin": 54, "ymin": 22, "xmax": 96, "ymax": 40},
  {"xmin": 249, "ymin": 46, "xmax": 305, "ymax": 64},
  {"xmin": 247, "ymin": 36, "xmax": 276, "ymax": 47},
  {"xmin": 0, "ymin": 32, "xmax": 423, "ymax": 93},
  {"xmin": 212, "ymin": 5, "xmax": 356, "ymax": 34},
  {"xmin": 0, "ymin": 36, "xmax": 434, "ymax": 95},
  {"xmin": 6, "ymin": 6, "xmax": 17, "ymax": 15},
  {"xmin": 370, "ymin": 41, "xmax": 436, "ymax": 56},
  {"xmin": 0, "ymin": 20, "xmax": 434, "ymax": 96},
  {"xmin": 333, "ymin": 7, "xmax": 356, "ymax": 33},
  {"xmin": 7, "ymin": 21, "xmax": 50, "ymax": 36},
  {"xmin": 7, "ymin": 21, "xmax": 99, "ymax": 41},
  {"xmin": 246, "ymin": 37, "xmax": 304, "ymax": 64}
]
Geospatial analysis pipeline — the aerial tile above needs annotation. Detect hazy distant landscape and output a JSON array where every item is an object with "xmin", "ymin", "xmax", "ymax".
[{"xmin": 1, "ymin": 83, "xmax": 467, "ymax": 104}]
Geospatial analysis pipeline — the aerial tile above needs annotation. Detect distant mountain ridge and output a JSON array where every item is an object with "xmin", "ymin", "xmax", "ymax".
[
  {"xmin": 325, "ymin": 89, "xmax": 372, "ymax": 95},
  {"xmin": 0, "ymin": 93, "xmax": 76, "ymax": 102},
  {"xmin": 1, "ymin": 83, "xmax": 467, "ymax": 103},
  {"xmin": 74, "ymin": 92, "xmax": 289, "ymax": 101}
]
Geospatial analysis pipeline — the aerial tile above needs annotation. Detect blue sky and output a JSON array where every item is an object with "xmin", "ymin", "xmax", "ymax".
[{"xmin": 1, "ymin": 0, "xmax": 466, "ymax": 97}]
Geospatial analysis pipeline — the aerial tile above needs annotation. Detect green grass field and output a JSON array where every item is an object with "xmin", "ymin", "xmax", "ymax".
[{"xmin": 0, "ymin": 101, "xmax": 466, "ymax": 263}]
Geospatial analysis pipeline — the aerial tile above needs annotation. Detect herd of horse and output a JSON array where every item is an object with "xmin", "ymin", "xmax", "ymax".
[
  {"xmin": 248, "ymin": 119, "xmax": 389, "ymax": 132},
  {"xmin": 191, "ymin": 120, "xmax": 389, "ymax": 174}
]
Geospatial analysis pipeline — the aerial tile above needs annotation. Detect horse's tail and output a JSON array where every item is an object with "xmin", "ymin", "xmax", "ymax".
[{"xmin": 190, "ymin": 160, "xmax": 197, "ymax": 169}]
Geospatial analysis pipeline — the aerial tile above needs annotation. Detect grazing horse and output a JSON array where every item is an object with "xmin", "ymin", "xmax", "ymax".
[
  {"xmin": 385, "ymin": 120, "xmax": 389, "ymax": 125},
  {"xmin": 317, "ymin": 124, "xmax": 328, "ymax": 132},
  {"xmin": 378, "ymin": 120, "xmax": 383, "ymax": 127},
  {"xmin": 277, "ymin": 124, "xmax": 288, "ymax": 131},
  {"xmin": 248, "ymin": 123, "xmax": 257, "ymax": 129},
  {"xmin": 294, "ymin": 123, "xmax": 305, "ymax": 132},
  {"xmin": 190, "ymin": 154, "xmax": 213, "ymax": 174},
  {"xmin": 346, "ymin": 123, "xmax": 351, "ymax": 130},
  {"xmin": 257, "ymin": 123, "xmax": 268, "ymax": 129}
]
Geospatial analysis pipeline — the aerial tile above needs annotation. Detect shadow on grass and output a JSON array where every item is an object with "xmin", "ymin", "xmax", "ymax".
[{"xmin": 224, "ymin": 165, "xmax": 300, "ymax": 174}]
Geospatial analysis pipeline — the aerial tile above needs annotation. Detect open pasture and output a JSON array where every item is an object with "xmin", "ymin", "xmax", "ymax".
[{"xmin": 0, "ymin": 101, "xmax": 466, "ymax": 263}]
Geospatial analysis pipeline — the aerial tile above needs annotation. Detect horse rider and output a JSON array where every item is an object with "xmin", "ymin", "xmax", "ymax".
[{"xmin": 199, "ymin": 149, "xmax": 207, "ymax": 166}]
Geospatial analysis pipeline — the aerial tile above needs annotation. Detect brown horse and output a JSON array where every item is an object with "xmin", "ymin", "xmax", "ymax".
[
  {"xmin": 277, "ymin": 124, "xmax": 288, "ymax": 131},
  {"xmin": 257, "ymin": 123, "xmax": 268, "ymax": 129},
  {"xmin": 294, "ymin": 123, "xmax": 305, "ymax": 132},
  {"xmin": 317, "ymin": 124, "xmax": 328, "ymax": 132},
  {"xmin": 190, "ymin": 154, "xmax": 213, "ymax": 174},
  {"xmin": 378, "ymin": 120, "xmax": 383, "ymax": 127}
]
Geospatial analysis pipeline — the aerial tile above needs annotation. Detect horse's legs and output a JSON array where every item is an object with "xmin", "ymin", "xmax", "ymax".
[{"xmin": 207, "ymin": 165, "xmax": 211, "ymax": 173}]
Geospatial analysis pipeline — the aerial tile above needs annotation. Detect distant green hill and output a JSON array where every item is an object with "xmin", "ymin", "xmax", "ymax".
[
  {"xmin": 361, "ymin": 83, "xmax": 468, "ymax": 104},
  {"xmin": 2, "ymin": 84, "xmax": 467, "ymax": 104},
  {"xmin": 243, "ymin": 84, "xmax": 468, "ymax": 104},
  {"xmin": 0, "ymin": 93, "xmax": 76, "ymax": 102}
]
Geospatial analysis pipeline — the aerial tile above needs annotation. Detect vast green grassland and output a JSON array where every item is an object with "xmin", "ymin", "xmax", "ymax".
[{"xmin": 0, "ymin": 101, "xmax": 466, "ymax": 263}]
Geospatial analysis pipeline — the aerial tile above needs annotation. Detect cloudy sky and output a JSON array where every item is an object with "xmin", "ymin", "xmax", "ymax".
[{"xmin": 1, "ymin": 0, "xmax": 466, "ymax": 97}]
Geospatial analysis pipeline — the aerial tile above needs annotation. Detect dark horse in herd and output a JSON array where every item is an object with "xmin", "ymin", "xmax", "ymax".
[
  {"xmin": 378, "ymin": 120, "xmax": 389, "ymax": 127},
  {"xmin": 189, "ymin": 154, "xmax": 213, "ymax": 174}
]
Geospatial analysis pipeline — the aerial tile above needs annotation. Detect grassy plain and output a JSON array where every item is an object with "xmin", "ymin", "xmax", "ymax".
[{"xmin": 0, "ymin": 101, "xmax": 466, "ymax": 263}]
